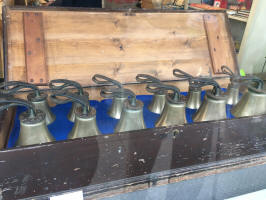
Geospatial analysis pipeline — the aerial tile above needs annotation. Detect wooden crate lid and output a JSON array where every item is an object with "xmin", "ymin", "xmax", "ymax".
[{"xmin": 3, "ymin": 6, "xmax": 238, "ymax": 86}]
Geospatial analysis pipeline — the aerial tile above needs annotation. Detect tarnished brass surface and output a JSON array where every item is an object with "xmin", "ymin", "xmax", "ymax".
[
  {"xmin": 193, "ymin": 91, "xmax": 227, "ymax": 122},
  {"xmin": 68, "ymin": 107, "xmax": 100, "ymax": 139},
  {"xmin": 115, "ymin": 99, "xmax": 146, "ymax": 133},
  {"xmin": 148, "ymin": 93, "xmax": 166, "ymax": 114},
  {"xmin": 231, "ymin": 86, "xmax": 266, "ymax": 117},
  {"xmin": 17, "ymin": 110, "xmax": 55, "ymax": 146},
  {"xmin": 186, "ymin": 86, "xmax": 202, "ymax": 110},
  {"xmin": 155, "ymin": 99, "xmax": 186, "ymax": 127},
  {"xmin": 108, "ymin": 96, "xmax": 127, "ymax": 119}
]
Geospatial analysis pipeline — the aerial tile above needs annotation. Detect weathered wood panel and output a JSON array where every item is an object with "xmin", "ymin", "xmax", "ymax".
[
  {"xmin": 1, "ymin": 115, "xmax": 266, "ymax": 199},
  {"xmin": 5, "ymin": 7, "xmax": 237, "ymax": 91}
]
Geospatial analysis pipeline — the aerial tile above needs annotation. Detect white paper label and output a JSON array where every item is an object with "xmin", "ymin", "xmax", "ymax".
[
  {"xmin": 50, "ymin": 190, "xmax": 83, "ymax": 200},
  {"xmin": 226, "ymin": 189, "xmax": 266, "ymax": 200}
]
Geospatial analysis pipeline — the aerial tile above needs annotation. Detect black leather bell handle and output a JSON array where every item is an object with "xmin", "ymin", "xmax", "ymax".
[
  {"xmin": 49, "ymin": 79, "xmax": 84, "ymax": 96},
  {"xmin": 0, "ymin": 81, "xmax": 41, "ymax": 97},
  {"xmin": 146, "ymin": 82, "xmax": 181, "ymax": 104},
  {"xmin": 136, "ymin": 74, "xmax": 164, "ymax": 94},
  {"xmin": 0, "ymin": 97, "xmax": 36, "ymax": 117},
  {"xmin": 92, "ymin": 74, "xmax": 123, "ymax": 88},
  {"xmin": 136, "ymin": 74, "xmax": 161, "ymax": 83},
  {"xmin": 101, "ymin": 87, "xmax": 137, "ymax": 106},
  {"xmin": 50, "ymin": 90, "xmax": 89, "ymax": 115},
  {"xmin": 221, "ymin": 66, "xmax": 264, "ymax": 89},
  {"xmin": 173, "ymin": 69, "xmax": 194, "ymax": 80},
  {"xmin": 221, "ymin": 66, "xmax": 235, "ymax": 77}
]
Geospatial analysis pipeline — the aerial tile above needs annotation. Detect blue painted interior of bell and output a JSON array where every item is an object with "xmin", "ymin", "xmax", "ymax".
[{"xmin": 7, "ymin": 90, "xmax": 234, "ymax": 148}]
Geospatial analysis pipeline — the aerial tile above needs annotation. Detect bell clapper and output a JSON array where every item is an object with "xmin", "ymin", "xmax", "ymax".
[
  {"xmin": 0, "ymin": 81, "xmax": 55, "ymax": 125},
  {"xmin": 0, "ymin": 97, "xmax": 55, "ymax": 147},
  {"xmin": 146, "ymin": 82, "xmax": 186, "ymax": 127},
  {"xmin": 49, "ymin": 79, "xmax": 88, "ymax": 123},
  {"xmin": 92, "ymin": 74, "xmax": 127, "ymax": 119},
  {"xmin": 50, "ymin": 90, "xmax": 100, "ymax": 139},
  {"xmin": 136, "ymin": 74, "xmax": 166, "ymax": 114}
]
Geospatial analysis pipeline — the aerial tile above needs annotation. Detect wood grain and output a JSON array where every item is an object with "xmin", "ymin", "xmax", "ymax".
[
  {"xmin": 5, "ymin": 8, "xmax": 236, "ymax": 90},
  {"xmin": 23, "ymin": 12, "xmax": 48, "ymax": 84},
  {"xmin": 204, "ymin": 13, "xmax": 235, "ymax": 74}
]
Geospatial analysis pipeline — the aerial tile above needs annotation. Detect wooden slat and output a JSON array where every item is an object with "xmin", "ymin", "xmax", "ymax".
[
  {"xmin": 23, "ymin": 12, "xmax": 48, "ymax": 84},
  {"xmin": 203, "ymin": 13, "xmax": 235, "ymax": 74}
]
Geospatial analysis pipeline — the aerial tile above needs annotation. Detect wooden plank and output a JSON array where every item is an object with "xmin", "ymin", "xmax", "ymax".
[
  {"xmin": 5, "ymin": 8, "xmax": 236, "ymax": 86},
  {"xmin": 203, "ymin": 13, "xmax": 236, "ymax": 74},
  {"xmin": 23, "ymin": 12, "xmax": 48, "ymax": 84},
  {"xmin": 1, "ymin": 115, "xmax": 266, "ymax": 199}
]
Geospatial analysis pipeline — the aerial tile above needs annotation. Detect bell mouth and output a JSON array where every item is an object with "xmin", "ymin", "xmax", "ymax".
[
  {"xmin": 124, "ymin": 99, "xmax": 143, "ymax": 110},
  {"xmin": 19, "ymin": 109, "xmax": 46, "ymax": 124},
  {"xmin": 74, "ymin": 106, "xmax": 96, "ymax": 119},
  {"xmin": 27, "ymin": 92, "xmax": 47, "ymax": 102},
  {"xmin": 248, "ymin": 85, "xmax": 266, "ymax": 95},
  {"xmin": 205, "ymin": 91, "xmax": 227, "ymax": 101}
]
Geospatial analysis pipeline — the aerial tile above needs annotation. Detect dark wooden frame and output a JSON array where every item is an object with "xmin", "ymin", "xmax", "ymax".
[{"xmin": 1, "ymin": 114, "xmax": 266, "ymax": 199}]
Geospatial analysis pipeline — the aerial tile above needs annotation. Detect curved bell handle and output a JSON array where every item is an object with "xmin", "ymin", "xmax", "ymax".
[
  {"xmin": 0, "ymin": 97, "xmax": 36, "ymax": 117},
  {"xmin": 241, "ymin": 76, "xmax": 264, "ymax": 90},
  {"xmin": 101, "ymin": 87, "xmax": 137, "ymax": 106},
  {"xmin": 195, "ymin": 77, "xmax": 222, "ymax": 96},
  {"xmin": 0, "ymin": 81, "xmax": 41, "ymax": 97},
  {"xmin": 136, "ymin": 74, "xmax": 161, "ymax": 83},
  {"xmin": 146, "ymin": 82, "xmax": 181, "ymax": 104},
  {"xmin": 221, "ymin": 65, "xmax": 235, "ymax": 77},
  {"xmin": 221, "ymin": 66, "xmax": 264, "ymax": 89},
  {"xmin": 92, "ymin": 74, "xmax": 123, "ymax": 88},
  {"xmin": 50, "ymin": 90, "xmax": 89, "ymax": 115},
  {"xmin": 173, "ymin": 69, "xmax": 194, "ymax": 80},
  {"xmin": 49, "ymin": 79, "xmax": 84, "ymax": 96}
]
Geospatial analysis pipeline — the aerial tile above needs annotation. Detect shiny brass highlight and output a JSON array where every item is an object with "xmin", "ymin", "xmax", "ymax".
[{"xmin": 193, "ymin": 91, "xmax": 227, "ymax": 122}]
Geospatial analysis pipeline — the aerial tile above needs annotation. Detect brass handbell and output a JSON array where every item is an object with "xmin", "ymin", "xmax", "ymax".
[
  {"xmin": 111, "ymin": 88, "xmax": 146, "ymax": 133},
  {"xmin": 221, "ymin": 66, "xmax": 262, "ymax": 106},
  {"xmin": 136, "ymin": 74, "xmax": 165, "ymax": 114},
  {"xmin": 193, "ymin": 78, "xmax": 227, "ymax": 122},
  {"xmin": 231, "ymin": 77, "xmax": 266, "ymax": 117},
  {"xmin": 0, "ymin": 81, "xmax": 55, "ymax": 125},
  {"xmin": 50, "ymin": 90, "xmax": 100, "ymax": 139},
  {"xmin": 92, "ymin": 74, "xmax": 127, "ymax": 119},
  {"xmin": 173, "ymin": 69, "xmax": 203, "ymax": 109},
  {"xmin": 0, "ymin": 97, "xmax": 55, "ymax": 147},
  {"xmin": 49, "ymin": 79, "xmax": 88, "ymax": 122},
  {"xmin": 147, "ymin": 82, "xmax": 186, "ymax": 127}
]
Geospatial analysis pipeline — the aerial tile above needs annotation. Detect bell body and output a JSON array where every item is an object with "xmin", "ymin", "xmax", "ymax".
[
  {"xmin": 17, "ymin": 110, "xmax": 55, "ymax": 147},
  {"xmin": 27, "ymin": 93, "xmax": 55, "ymax": 125},
  {"xmin": 115, "ymin": 100, "xmax": 146, "ymax": 133},
  {"xmin": 68, "ymin": 107, "xmax": 100, "ymax": 139},
  {"xmin": 186, "ymin": 86, "xmax": 202, "ymax": 109},
  {"xmin": 148, "ymin": 92, "xmax": 166, "ymax": 114},
  {"xmin": 225, "ymin": 83, "xmax": 240, "ymax": 105},
  {"xmin": 231, "ymin": 86, "xmax": 266, "ymax": 117},
  {"xmin": 193, "ymin": 91, "xmax": 227, "ymax": 122},
  {"xmin": 108, "ymin": 96, "xmax": 127, "ymax": 119},
  {"xmin": 68, "ymin": 92, "xmax": 89, "ymax": 122},
  {"xmin": 155, "ymin": 100, "xmax": 186, "ymax": 127}
]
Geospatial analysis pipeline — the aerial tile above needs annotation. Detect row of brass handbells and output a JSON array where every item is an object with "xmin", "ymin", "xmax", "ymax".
[{"xmin": 0, "ymin": 66, "xmax": 265, "ymax": 147}]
